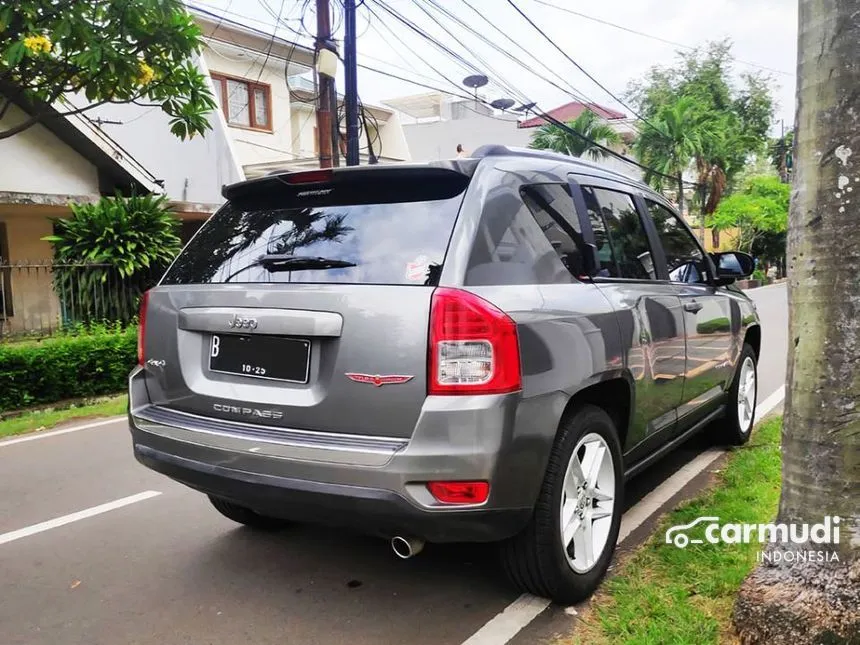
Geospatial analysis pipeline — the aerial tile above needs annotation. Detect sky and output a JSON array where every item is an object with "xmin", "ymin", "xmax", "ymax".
[{"xmin": 191, "ymin": 0, "xmax": 798, "ymax": 133}]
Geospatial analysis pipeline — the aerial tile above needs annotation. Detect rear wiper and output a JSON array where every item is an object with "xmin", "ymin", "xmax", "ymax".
[{"xmin": 224, "ymin": 254, "xmax": 356, "ymax": 282}]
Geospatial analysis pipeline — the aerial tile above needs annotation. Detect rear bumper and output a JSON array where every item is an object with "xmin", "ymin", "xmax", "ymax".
[
  {"xmin": 132, "ymin": 441, "xmax": 530, "ymax": 542},
  {"xmin": 128, "ymin": 368, "xmax": 537, "ymax": 543}
]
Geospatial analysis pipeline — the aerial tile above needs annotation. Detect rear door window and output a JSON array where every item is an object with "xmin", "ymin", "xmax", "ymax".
[
  {"xmin": 582, "ymin": 186, "xmax": 656, "ymax": 280},
  {"xmin": 464, "ymin": 183, "xmax": 583, "ymax": 285},
  {"xmin": 162, "ymin": 178, "xmax": 467, "ymax": 286}
]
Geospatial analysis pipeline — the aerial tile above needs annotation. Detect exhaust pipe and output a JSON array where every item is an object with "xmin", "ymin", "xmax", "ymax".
[{"xmin": 391, "ymin": 536, "xmax": 425, "ymax": 559}]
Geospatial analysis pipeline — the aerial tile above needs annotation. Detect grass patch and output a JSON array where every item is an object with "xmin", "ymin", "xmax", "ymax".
[
  {"xmin": 0, "ymin": 394, "xmax": 127, "ymax": 439},
  {"xmin": 568, "ymin": 417, "xmax": 782, "ymax": 645}
]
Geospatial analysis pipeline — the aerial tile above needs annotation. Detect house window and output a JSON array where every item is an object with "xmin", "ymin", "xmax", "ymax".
[
  {"xmin": 210, "ymin": 73, "xmax": 271, "ymax": 131},
  {"xmin": 0, "ymin": 222, "xmax": 12, "ymax": 318}
]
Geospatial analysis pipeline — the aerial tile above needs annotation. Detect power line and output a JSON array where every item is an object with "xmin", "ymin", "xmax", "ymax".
[
  {"xmin": 358, "ymin": 7, "xmax": 700, "ymax": 186},
  {"xmin": 506, "ymin": 0, "xmax": 661, "ymax": 135},
  {"xmin": 532, "ymin": 0, "xmax": 792, "ymax": 77},
  {"xmin": 255, "ymin": 0, "xmax": 288, "ymax": 84},
  {"xmin": 368, "ymin": 0, "xmax": 482, "ymax": 77},
  {"xmin": 363, "ymin": 0, "xmax": 473, "ymax": 97},
  {"xmin": 455, "ymin": 0, "xmax": 597, "ymax": 107},
  {"xmin": 420, "ymin": 0, "xmax": 634, "ymax": 135},
  {"xmin": 406, "ymin": 0, "xmax": 531, "ymax": 106}
]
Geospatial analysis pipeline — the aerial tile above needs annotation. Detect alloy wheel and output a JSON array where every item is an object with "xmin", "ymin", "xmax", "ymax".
[
  {"xmin": 559, "ymin": 432, "xmax": 616, "ymax": 573},
  {"xmin": 737, "ymin": 356, "xmax": 757, "ymax": 433}
]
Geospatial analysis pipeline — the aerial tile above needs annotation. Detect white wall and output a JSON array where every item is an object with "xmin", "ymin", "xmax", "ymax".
[
  {"xmin": 202, "ymin": 43, "xmax": 294, "ymax": 166},
  {"xmin": 376, "ymin": 111, "xmax": 410, "ymax": 160},
  {"xmin": 290, "ymin": 103, "xmax": 317, "ymax": 159},
  {"xmin": 403, "ymin": 114, "xmax": 532, "ymax": 161},
  {"xmin": 0, "ymin": 103, "xmax": 99, "ymax": 195}
]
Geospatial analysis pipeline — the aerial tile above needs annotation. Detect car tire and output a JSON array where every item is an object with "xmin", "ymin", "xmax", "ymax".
[
  {"xmin": 500, "ymin": 404, "xmax": 624, "ymax": 605},
  {"xmin": 208, "ymin": 495, "xmax": 290, "ymax": 530},
  {"xmin": 720, "ymin": 343, "xmax": 758, "ymax": 446}
]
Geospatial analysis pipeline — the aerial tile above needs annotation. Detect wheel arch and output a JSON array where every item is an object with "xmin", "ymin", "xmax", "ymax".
[
  {"xmin": 559, "ymin": 373, "xmax": 634, "ymax": 451},
  {"xmin": 744, "ymin": 324, "xmax": 761, "ymax": 360}
]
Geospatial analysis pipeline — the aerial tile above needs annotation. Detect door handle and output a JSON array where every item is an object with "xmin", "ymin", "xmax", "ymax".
[{"xmin": 683, "ymin": 300, "xmax": 703, "ymax": 313}]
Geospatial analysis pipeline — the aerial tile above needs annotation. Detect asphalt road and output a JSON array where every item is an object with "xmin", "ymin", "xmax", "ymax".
[{"xmin": 0, "ymin": 284, "xmax": 787, "ymax": 645}]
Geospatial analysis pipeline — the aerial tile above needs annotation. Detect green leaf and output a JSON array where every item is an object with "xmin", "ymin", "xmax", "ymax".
[{"xmin": 3, "ymin": 41, "xmax": 26, "ymax": 66}]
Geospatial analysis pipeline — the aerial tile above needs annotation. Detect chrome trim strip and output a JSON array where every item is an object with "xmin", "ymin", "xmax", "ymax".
[{"xmin": 134, "ymin": 404, "xmax": 408, "ymax": 453}]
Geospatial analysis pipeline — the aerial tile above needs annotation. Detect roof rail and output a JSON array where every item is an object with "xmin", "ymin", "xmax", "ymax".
[{"xmin": 470, "ymin": 144, "xmax": 640, "ymax": 184}]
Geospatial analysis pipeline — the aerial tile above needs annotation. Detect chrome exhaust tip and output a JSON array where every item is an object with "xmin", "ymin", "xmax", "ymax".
[{"xmin": 391, "ymin": 536, "xmax": 425, "ymax": 559}]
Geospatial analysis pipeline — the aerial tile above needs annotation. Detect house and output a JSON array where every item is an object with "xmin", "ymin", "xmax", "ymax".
[
  {"xmin": 387, "ymin": 93, "xmax": 642, "ymax": 179},
  {"xmin": 517, "ymin": 100, "xmax": 641, "ymax": 179},
  {"xmin": 384, "ymin": 91, "xmax": 532, "ymax": 160},
  {"xmin": 191, "ymin": 6, "xmax": 411, "ymax": 177},
  {"xmin": 0, "ymin": 73, "xmax": 241, "ymax": 336}
]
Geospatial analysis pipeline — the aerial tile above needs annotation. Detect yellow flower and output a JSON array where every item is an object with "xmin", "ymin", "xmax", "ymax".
[
  {"xmin": 23, "ymin": 34, "xmax": 52, "ymax": 54},
  {"xmin": 137, "ymin": 61, "xmax": 155, "ymax": 86}
]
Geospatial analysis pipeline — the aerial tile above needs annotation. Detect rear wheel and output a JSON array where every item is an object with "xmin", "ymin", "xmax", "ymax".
[
  {"xmin": 208, "ymin": 495, "xmax": 290, "ymax": 530},
  {"xmin": 719, "ymin": 343, "xmax": 758, "ymax": 446},
  {"xmin": 501, "ymin": 405, "xmax": 623, "ymax": 605}
]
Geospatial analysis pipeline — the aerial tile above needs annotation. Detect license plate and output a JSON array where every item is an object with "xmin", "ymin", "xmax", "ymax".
[{"xmin": 209, "ymin": 334, "xmax": 311, "ymax": 383}]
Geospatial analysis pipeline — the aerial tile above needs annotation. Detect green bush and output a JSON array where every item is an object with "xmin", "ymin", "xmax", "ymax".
[
  {"xmin": 0, "ymin": 325, "xmax": 136, "ymax": 412},
  {"xmin": 42, "ymin": 192, "xmax": 181, "ymax": 325}
]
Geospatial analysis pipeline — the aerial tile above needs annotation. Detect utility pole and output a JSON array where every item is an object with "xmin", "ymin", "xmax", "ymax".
[
  {"xmin": 343, "ymin": 0, "xmax": 361, "ymax": 166},
  {"xmin": 315, "ymin": 0, "xmax": 334, "ymax": 169}
]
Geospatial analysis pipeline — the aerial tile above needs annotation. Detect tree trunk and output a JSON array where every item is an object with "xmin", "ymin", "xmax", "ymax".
[
  {"xmin": 677, "ymin": 172, "xmax": 685, "ymax": 220},
  {"xmin": 733, "ymin": 1, "xmax": 860, "ymax": 642}
]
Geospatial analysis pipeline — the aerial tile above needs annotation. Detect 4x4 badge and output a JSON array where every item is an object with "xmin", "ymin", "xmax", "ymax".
[{"xmin": 345, "ymin": 373, "xmax": 414, "ymax": 387}]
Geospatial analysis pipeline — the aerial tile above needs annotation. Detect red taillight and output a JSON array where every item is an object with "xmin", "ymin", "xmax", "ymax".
[
  {"xmin": 427, "ymin": 481, "xmax": 490, "ymax": 505},
  {"xmin": 137, "ymin": 290, "xmax": 149, "ymax": 366},
  {"xmin": 428, "ymin": 287, "xmax": 521, "ymax": 395},
  {"xmin": 283, "ymin": 169, "xmax": 333, "ymax": 184}
]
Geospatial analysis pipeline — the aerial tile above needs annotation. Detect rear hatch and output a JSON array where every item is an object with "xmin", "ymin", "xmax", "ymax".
[{"xmin": 139, "ymin": 165, "xmax": 471, "ymax": 438}]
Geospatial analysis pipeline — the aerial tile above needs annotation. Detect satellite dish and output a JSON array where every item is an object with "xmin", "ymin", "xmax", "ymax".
[
  {"xmin": 514, "ymin": 102, "xmax": 537, "ymax": 113},
  {"xmin": 462, "ymin": 74, "xmax": 489, "ymax": 89},
  {"xmin": 490, "ymin": 98, "xmax": 516, "ymax": 111}
]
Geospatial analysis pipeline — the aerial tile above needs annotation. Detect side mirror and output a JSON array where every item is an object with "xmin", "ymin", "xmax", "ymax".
[{"xmin": 711, "ymin": 251, "xmax": 755, "ymax": 285}]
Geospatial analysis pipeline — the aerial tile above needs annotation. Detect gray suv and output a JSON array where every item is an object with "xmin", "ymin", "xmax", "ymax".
[{"xmin": 129, "ymin": 145, "xmax": 760, "ymax": 604}]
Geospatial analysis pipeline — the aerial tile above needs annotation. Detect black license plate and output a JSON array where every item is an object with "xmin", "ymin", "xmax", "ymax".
[{"xmin": 209, "ymin": 334, "xmax": 311, "ymax": 383}]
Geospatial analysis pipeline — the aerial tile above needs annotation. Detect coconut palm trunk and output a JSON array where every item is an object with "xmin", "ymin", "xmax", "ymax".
[{"xmin": 733, "ymin": 1, "xmax": 860, "ymax": 642}]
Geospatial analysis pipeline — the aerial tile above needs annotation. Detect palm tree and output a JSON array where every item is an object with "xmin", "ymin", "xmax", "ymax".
[
  {"xmin": 733, "ymin": 1, "xmax": 860, "ymax": 641},
  {"xmin": 529, "ymin": 109, "xmax": 622, "ymax": 160},
  {"xmin": 633, "ymin": 96, "xmax": 711, "ymax": 217}
]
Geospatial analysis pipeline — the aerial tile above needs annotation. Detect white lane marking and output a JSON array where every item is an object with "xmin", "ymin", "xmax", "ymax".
[
  {"xmin": 757, "ymin": 385, "xmax": 786, "ymax": 418},
  {"xmin": 459, "ymin": 385, "xmax": 787, "ymax": 645},
  {"xmin": 461, "ymin": 594, "xmax": 550, "ymax": 645},
  {"xmin": 0, "ymin": 491, "xmax": 161, "ymax": 546},
  {"xmin": 618, "ymin": 448, "xmax": 723, "ymax": 543},
  {"xmin": 0, "ymin": 416, "xmax": 125, "ymax": 448}
]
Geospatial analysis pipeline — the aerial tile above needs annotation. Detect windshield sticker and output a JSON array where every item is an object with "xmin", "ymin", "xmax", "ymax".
[{"xmin": 405, "ymin": 255, "xmax": 430, "ymax": 282}]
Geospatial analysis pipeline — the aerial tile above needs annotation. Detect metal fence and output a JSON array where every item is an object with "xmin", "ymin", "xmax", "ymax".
[{"xmin": 0, "ymin": 261, "xmax": 141, "ymax": 340}]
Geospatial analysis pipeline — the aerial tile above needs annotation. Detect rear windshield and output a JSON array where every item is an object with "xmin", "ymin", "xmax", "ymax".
[{"xmin": 162, "ymin": 175, "xmax": 467, "ymax": 286}]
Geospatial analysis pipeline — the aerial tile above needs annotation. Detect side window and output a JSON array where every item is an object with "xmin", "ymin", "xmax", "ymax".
[
  {"xmin": 647, "ymin": 200, "xmax": 710, "ymax": 284},
  {"xmin": 582, "ymin": 186, "xmax": 656, "ymax": 280},
  {"xmin": 520, "ymin": 184, "xmax": 585, "ymax": 277},
  {"xmin": 464, "ymin": 183, "xmax": 581, "ymax": 285}
]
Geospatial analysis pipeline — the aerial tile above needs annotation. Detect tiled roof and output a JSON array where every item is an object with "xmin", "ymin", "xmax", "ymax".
[{"xmin": 518, "ymin": 102, "xmax": 627, "ymax": 128}]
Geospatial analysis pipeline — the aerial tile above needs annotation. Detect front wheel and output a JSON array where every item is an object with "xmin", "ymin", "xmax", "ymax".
[
  {"xmin": 719, "ymin": 343, "xmax": 758, "ymax": 446},
  {"xmin": 500, "ymin": 405, "xmax": 623, "ymax": 605}
]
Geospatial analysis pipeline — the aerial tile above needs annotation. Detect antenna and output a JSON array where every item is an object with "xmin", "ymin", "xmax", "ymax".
[{"xmin": 490, "ymin": 98, "xmax": 516, "ymax": 112}]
